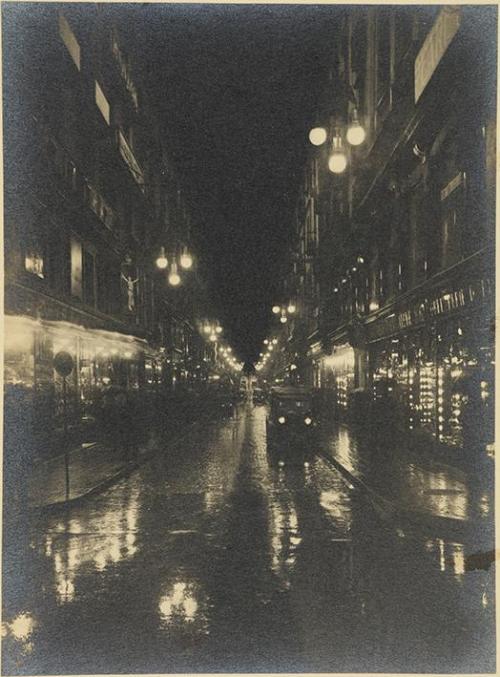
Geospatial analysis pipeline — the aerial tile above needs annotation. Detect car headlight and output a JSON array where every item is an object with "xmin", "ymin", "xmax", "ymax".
[
  {"xmin": 304, "ymin": 417, "xmax": 312, "ymax": 425},
  {"xmin": 278, "ymin": 416, "xmax": 286, "ymax": 424}
]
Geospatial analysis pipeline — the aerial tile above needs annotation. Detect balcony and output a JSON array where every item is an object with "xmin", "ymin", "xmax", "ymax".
[{"xmin": 117, "ymin": 130, "xmax": 145, "ymax": 193}]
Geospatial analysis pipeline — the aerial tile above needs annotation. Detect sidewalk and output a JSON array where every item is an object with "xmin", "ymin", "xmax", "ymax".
[
  {"xmin": 26, "ymin": 405, "xmax": 223, "ymax": 510},
  {"xmin": 28, "ymin": 440, "xmax": 152, "ymax": 509},
  {"xmin": 318, "ymin": 420, "xmax": 494, "ymax": 546}
]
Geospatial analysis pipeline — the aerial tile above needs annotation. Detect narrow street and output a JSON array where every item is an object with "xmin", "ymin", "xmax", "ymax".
[{"xmin": 3, "ymin": 405, "xmax": 494, "ymax": 675}]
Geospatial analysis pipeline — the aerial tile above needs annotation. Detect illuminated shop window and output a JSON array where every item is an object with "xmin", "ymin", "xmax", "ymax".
[
  {"xmin": 419, "ymin": 362, "xmax": 437, "ymax": 434},
  {"xmin": 58, "ymin": 13, "xmax": 81, "ymax": 71}
]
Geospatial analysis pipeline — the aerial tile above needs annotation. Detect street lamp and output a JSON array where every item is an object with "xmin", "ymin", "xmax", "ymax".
[
  {"xmin": 180, "ymin": 247, "xmax": 193, "ymax": 270},
  {"xmin": 272, "ymin": 305, "xmax": 281, "ymax": 315},
  {"xmin": 155, "ymin": 246, "xmax": 168, "ymax": 270},
  {"xmin": 309, "ymin": 111, "xmax": 366, "ymax": 174},
  {"xmin": 308, "ymin": 126, "xmax": 327, "ymax": 146},
  {"xmin": 328, "ymin": 132, "xmax": 348, "ymax": 174},
  {"xmin": 168, "ymin": 261, "xmax": 181, "ymax": 286},
  {"xmin": 346, "ymin": 109, "xmax": 366, "ymax": 146}
]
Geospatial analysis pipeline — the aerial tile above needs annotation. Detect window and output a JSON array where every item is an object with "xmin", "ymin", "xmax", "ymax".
[
  {"xmin": 71, "ymin": 237, "xmax": 96, "ymax": 307},
  {"xmin": 71, "ymin": 237, "xmax": 82, "ymax": 298},
  {"xmin": 95, "ymin": 81, "xmax": 110, "ymax": 125},
  {"xmin": 83, "ymin": 249, "xmax": 97, "ymax": 307},
  {"xmin": 59, "ymin": 13, "xmax": 80, "ymax": 71}
]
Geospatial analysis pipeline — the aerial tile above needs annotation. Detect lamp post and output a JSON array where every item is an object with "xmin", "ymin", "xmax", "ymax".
[
  {"xmin": 308, "ymin": 109, "xmax": 366, "ymax": 174},
  {"xmin": 155, "ymin": 245, "xmax": 194, "ymax": 286},
  {"xmin": 272, "ymin": 302, "xmax": 296, "ymax": 322}
]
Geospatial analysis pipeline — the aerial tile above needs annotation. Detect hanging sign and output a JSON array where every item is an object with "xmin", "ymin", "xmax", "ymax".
[
  {"xmin": 415, "ymin": 7, "xmax": 461, "ymax": 103},
  {"xmin": 54, "ymin": 351, "xmax": 74, "ymax": 377}
]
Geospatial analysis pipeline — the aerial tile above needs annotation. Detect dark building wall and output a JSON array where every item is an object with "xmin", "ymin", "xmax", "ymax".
[
  {"xmin": 285, "ymin": 6, "xmax": 496, "ymax": 454},
  {"xmin": 3, "ymin": 3, "xmax": 219, "ymax": 455}
]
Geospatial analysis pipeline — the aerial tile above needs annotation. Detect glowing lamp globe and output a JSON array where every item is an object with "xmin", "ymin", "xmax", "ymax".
[
  {"xmin": 287, "ymin": 304, "xmax": 296, "ymax": 314},
  {"xmin": 309, "ymin": 127, "xmax": 327, "ymax": 146},
  {"xmin": 346, "ymin": 121, "xmax": 366, "ymax": 146},
  {"xmin": 168, "ymin": 271, "xmax": 181, "ymax": 286},
  {"xmin": 328, "ymin": 151, "xmax": 347, "ymax": 174},
  {"xmin": 280, "ymin": 316, "xmax": 288, "ymax": 323},
  {"xmin": 180, "ymin": 252, "xmax": 193, "ymax": 270},
  {"xmin": 156, "ymin": 247, "xmax": 168, "ymax": 270},
  {"xmin": 272, "ymin": 305, "xmax": 281, "ymax": 314}
]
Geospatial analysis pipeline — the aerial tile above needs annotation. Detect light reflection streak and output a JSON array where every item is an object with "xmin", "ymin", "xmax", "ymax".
[
  {"xmin": 269, "ymin": 493, "xmax": 302, "ymax": 586},
  {"xmin": 404, "ymin": 465, "xmax": 468, "ymax": 520},
  {"xmin": 41, "ymin": 484, "xmax": 141, "ymax": 604},
  {"xmin": 425, "ymin": 538, "xmax": 466, "ymax": 579},
  {"xmin": 158, "ymin": 579, "xmax": 207, "ymax": 630}
]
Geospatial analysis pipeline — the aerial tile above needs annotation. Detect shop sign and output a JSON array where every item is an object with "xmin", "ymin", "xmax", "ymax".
[
  {"xmin": 415, "ymin": 7, "xmax": 461, "ymax": 102},
  {"xmin": 367, "ymin": 275, "xmax": 492, "ymax": 343},
  {"xmin": 54, "ymin": 351, "xmax": 74, "ymax": 377}
]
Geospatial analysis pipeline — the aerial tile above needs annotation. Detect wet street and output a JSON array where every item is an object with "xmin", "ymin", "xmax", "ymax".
[{"xmin": 3, "ymin": 404, "xmax": 495, "ymax": 674}]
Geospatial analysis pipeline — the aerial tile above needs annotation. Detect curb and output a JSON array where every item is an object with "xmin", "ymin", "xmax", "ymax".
[
  {"xmin": 28, "ymin": 413, "xmax": 230, "ymax": 512},
  {"xmin": 317, "ymin": 450, "xmax": 475, "ymax": 535},
  {"xmin": 29, "ymin": 459, "xmax": 142, "ymax": 513}
]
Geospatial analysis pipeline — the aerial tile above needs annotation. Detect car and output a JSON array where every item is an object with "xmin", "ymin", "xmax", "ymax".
[
  {"xmin": 266, "ymin": 385, "xmax": 319, "ymax": 465},
  {"xmin": 252, "ymin": 386, "xmax": 267, "ymax": 404}
]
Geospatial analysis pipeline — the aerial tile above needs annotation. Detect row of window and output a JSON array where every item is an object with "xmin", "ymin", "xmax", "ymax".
[{"xmin": 59, "ymin": 11, "xmax": 146, "ymax": 192}]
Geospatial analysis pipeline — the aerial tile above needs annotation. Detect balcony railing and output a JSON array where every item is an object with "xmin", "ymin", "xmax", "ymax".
[
  {"xmin": 43, "ymin": 134, "xmax": 118, "ymax": 235},
  {"xmin": 117, "ymin": 130, "xmax": 145, "ymax": 193}
]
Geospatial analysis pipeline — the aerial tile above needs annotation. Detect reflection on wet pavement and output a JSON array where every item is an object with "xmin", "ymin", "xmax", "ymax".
[
  {"xmin": 322, "ymin": 423, "xmax": 487, "ymax": 524},
  {"xmin": 2, "ymin": 405, "xmax": 495, "ymax": 674}
]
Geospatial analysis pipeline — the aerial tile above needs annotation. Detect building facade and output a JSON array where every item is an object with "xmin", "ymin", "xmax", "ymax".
[
  {"xmin": 3, "ymin": 4, "xmax": 219, "ymax": 455},
  {"xmin": 286, "ymin": 6, "xmax": 496, "ymax": 459}
]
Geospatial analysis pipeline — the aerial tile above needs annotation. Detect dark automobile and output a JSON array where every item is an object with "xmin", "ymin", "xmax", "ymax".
[
  {"xmin": 266, "ymin": 386, "xmax": 319, "ymax": 465},
  {"xmin": 252, "ymin": 386, "xmax": 267, "ymax": 404}
]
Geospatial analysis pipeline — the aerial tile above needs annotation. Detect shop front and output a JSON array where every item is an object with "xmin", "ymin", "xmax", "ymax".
[
  {"xmin": 365, "ymin": 250, "xmax": 494, "ymax": 460},
  {"xmin": 4, "ymin": 314, "xmax": 152, "ymax": 456}
]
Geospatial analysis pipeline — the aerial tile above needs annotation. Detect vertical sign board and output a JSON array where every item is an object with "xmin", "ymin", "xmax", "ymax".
[{"xmin": 415, "ymin": 7, "xmax": 461, "ymax": 103}]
